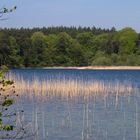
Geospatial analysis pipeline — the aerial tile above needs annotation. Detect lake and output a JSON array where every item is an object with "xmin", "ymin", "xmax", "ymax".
[{"xmin": 6, "ymin": 69, "xmax": 140, "ymax": 140}]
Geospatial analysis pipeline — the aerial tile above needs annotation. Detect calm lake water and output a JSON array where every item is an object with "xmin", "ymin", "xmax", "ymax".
[{"xmin": 8, "ymin": 69, "xmax": 140, "ymax": 140}]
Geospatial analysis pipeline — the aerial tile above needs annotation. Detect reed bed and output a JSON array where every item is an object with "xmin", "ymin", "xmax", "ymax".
[
  {"xmin": 7, "ymin": 75, "xmax": 136, "ymax": 99},
  {"xmin": 5, "ymin": 74, "xmax": 139, "ymax": 140}
]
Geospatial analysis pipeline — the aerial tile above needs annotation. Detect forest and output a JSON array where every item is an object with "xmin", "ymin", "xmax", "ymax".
[{"xmin": 0, "ymin": 26, "xmax": 140, "ymax": 67}]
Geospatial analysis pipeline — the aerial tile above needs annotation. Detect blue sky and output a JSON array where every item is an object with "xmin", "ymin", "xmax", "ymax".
[{"xmin": 1, "ymin": 0, "xmax": 140, "ymax": 32}]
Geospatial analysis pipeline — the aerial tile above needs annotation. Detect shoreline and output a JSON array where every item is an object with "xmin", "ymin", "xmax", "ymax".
[
  {"xmin": 42, "ymin": 66, "xmax": 140, "ymax": 70},
  {"xmin": 10, "ymin": 66, "xmax": 140, "ymax": 70}
]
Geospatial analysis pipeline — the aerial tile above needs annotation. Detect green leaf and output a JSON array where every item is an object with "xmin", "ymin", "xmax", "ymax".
[
  {"xmin": 3, "ymin": 125, "xmax": 14, "ymax": 131},
  {"xmin": 0, "ymin": 118, "xmax": 2, "ymax": 124},
  {"xmin": 2, "ymin": 99, "xmax": 13, "ymax": 107},
  {"xmin": 3, "ymin": 80, "xmax": 14, "ymax": 86}
]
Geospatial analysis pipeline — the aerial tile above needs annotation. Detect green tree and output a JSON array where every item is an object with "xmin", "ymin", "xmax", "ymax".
[
  {"xmin": 67, "ymin": 39, "xmax": 87, "ymax": 66},
  {"xmin": 92, "ymin": 51, "xmax": 112, "ymax": 66},
  {"xmin": 92, "ymin": 56, "xmax": 112, "ymax": 66},
  {"xmin": 44, "ymin": 34, "xmax": 58, "ymax": 66},
  {"xmin": 8, "ymin": 36, "xmax": 22, "ymax": 67},
  {"xmin": 76, "ymin": 32, "xmax": 96, "ymax": 65},
  {"xmin": 0, "ymin": 26, "xmax": 140, "ymax": 67},
  {"xmin": 0, "ymin": 32, "xmax": 10, "ymax": 66},
  {"xmin": 54, "ymin": 32, "xmax": 72, "ymax": 66},
  {"xmin": 93, "ymin": 33, "xmax": 109, "ymax": 53},
  {"xmin": 31, "ymin": 32, "xmax": 47, "ymax": 66},
  {"xmin": 20, "ymin": 38, "xmax": 32, "ymax": 67},
  {"xmin": 104, "ymin": 33, "xmax": 120, "ymax": 54},
  {"xmin": 116, "ymin": 27, "xmax": 138, "ymax": 54},
  {"xmin": 134, "ymin": 33, "xmax": 140, "ymax": 55}
]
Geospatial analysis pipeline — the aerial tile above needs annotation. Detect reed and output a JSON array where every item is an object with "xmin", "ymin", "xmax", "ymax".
[
  {"xmin": 8, "ymin": 74, "xmax": 136, "ymax": 99},
  {"xmin": 6, "ymin": 74, "xmax": 138, "ymax": 140},
  {"xmin": 135, "ymin": 100, "xmax": 139, "ymax": 140}
]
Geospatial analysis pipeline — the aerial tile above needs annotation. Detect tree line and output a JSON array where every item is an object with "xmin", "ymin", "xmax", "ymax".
[{"xmin": 0, "ymin": 26, "xmax": 140, "ymax": 67}]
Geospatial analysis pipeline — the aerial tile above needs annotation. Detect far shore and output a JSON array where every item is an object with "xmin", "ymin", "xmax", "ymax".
[{"xmin": 42, "ymin": 66, "xmax": 140, "ymax": 70}]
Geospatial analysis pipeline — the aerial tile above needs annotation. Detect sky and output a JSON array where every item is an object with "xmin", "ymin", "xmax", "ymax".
[{"xmin": 1, "ymin": 0, "xmax": 140, "ymax": 32}]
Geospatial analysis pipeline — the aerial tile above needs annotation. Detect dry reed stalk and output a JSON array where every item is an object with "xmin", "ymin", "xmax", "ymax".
[
  {"xmin": 8, "ymin": 75, "xmax": 136, "ymax": 99},
  {"xmin": 123, "ymin": 111, "xmax": 126, "ymax": 140},
  {"xmin": 136, "ymin": 100, "xmax": 139, "ymax": 140}
]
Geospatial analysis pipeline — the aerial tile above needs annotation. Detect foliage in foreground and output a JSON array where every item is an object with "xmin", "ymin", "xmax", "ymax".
[
  {"xmin": 0, "ymin": 66, "xmax": 34, "ymax": 139},
  {"xmin": 0, "ymin": 66, "xmax": 18, "ymax": 139}
]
